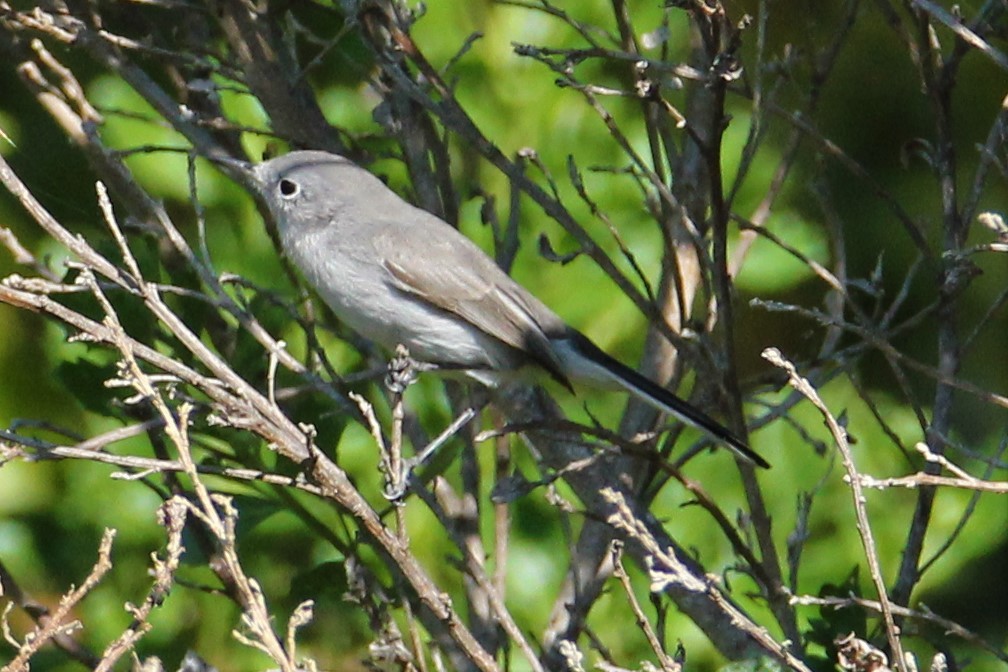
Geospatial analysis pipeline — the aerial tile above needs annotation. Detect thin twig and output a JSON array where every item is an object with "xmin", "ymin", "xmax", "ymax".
[{"xmin": 763, "ymin": 348, "xmax": 907, "ymax": 670}]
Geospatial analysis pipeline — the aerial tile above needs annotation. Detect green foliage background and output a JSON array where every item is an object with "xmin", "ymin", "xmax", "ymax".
[{"xmin": 1, "ymin": 1, "xmax": 1006, "ymax": 670}]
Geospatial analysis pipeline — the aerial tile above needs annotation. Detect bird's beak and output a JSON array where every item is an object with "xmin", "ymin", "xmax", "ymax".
[
  {"xmin": 206, "ymin": 152, "xmax": 253, "ymax": 177},
  {"xmin": 204, "ymin": 152, "xmax": 264, "ymax": 196}
]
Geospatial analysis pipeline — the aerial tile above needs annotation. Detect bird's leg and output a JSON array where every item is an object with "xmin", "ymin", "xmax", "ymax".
[
  {"xmin": 383, "ymin": 403, "xmax": 487, "ymax": 501},
  {"xmin": 381, "ymin": 347, "xmax": 488, "ymax": 500},
  {"xmin": 411, "ymin": 403, "xmax": 483, "ymax": 469}
]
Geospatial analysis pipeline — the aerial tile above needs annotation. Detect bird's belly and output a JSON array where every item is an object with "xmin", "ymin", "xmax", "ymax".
[{"xmin": 311, "ymin": 268, "xmax": 515, "ymax": 374}]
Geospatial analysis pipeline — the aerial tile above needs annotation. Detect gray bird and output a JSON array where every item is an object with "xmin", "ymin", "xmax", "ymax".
[{"xmin": 242, "ymin": 150, "xmax": 768, "ymax": 469}]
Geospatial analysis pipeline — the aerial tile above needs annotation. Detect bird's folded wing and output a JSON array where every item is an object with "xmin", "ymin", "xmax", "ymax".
[{"xmin": 379, "ymin": 231, "xmax": 572, "ymax": 388}]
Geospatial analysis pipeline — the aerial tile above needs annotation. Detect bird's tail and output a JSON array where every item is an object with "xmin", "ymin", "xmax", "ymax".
[{"xmin": 554, "ymin": 332, "xmax": 770, "ymax": 469}]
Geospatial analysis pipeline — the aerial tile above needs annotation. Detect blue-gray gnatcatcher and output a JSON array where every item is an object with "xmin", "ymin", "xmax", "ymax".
[{"xmin": 240, "ymin": 150, "xmax": 768, "ymax": 469}]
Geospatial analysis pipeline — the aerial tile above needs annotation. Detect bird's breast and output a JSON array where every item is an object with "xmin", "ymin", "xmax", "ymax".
[{"xmin": 288, "ymin": 235, "xmax": 521, "ymax": 374}]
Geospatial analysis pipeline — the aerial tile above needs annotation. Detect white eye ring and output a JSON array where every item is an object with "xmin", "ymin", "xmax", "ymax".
[{"xmin": 278, "ymin": 178, "xmax": 300, "ymax": 199}]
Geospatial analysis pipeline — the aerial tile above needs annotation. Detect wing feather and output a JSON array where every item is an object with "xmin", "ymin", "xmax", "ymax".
[{"xmin": 377, "ymin": 223, "xmax": 572, "ymax": 388}]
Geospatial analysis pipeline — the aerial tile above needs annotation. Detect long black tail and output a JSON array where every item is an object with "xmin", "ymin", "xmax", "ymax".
[{"xmin": 567, "ymin": 333, "xmax": 770, "ymax": 469}]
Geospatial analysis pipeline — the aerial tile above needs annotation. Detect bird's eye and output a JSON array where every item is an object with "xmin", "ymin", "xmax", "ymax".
[{"xmin": 278, "ymin": 178, "xmax": 299, "ymax": 198}]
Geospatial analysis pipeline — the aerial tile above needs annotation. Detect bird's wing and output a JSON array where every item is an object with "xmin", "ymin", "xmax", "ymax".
[{"xmin": 375, "ymin": 220, "xmax": 572, "ymax": 388}]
